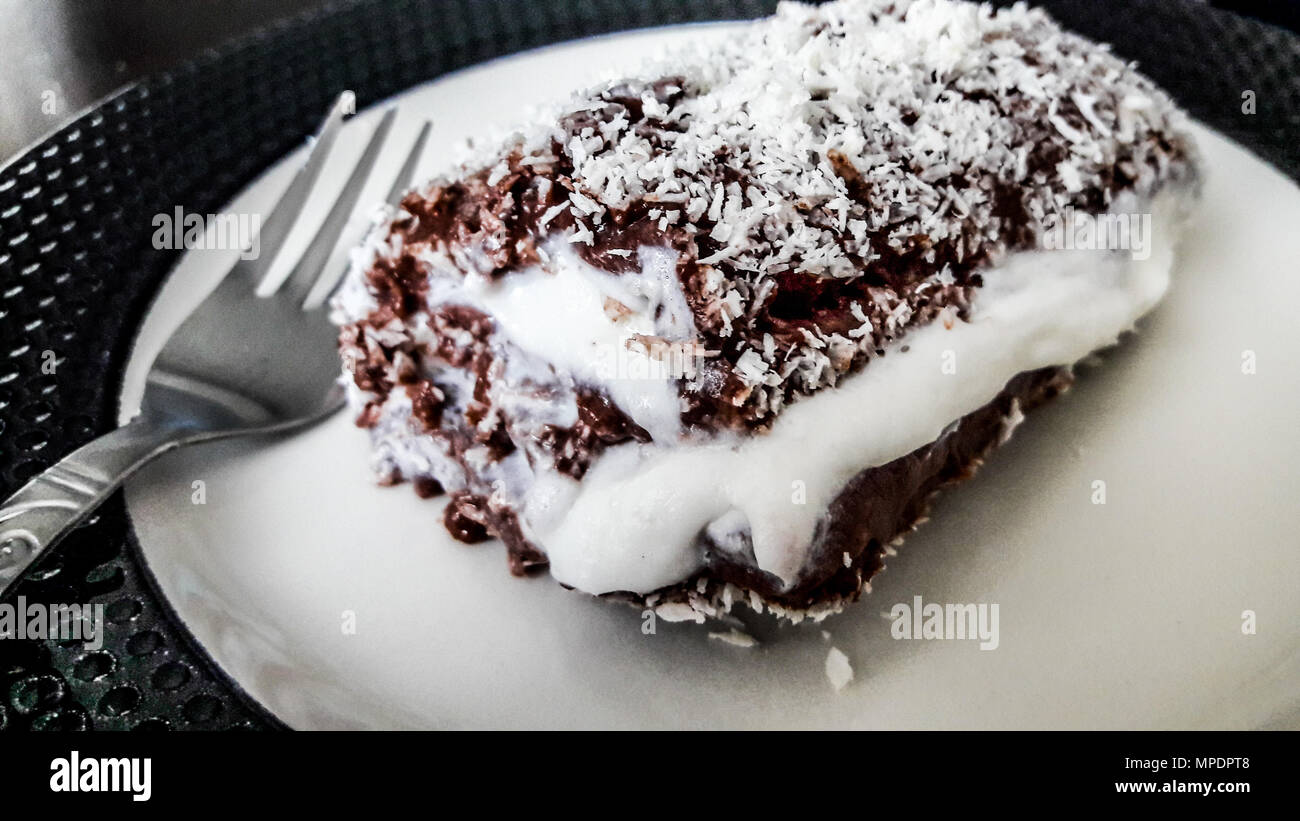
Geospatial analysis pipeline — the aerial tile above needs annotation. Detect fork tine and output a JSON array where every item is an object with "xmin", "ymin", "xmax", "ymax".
[
  {"xmin": 312, "ymin": 119, "xmax": 431, "ymax": 306},
  {"xmin": 384, "ymin": 120, "xmax": 432, "ymax": 206},
  {"xmin": 224, "ymin": 91, "xmax": 354, "ymax": 287},
  {"xmin": 314, "ymin": 120, "xmax": 432, "ymax": 308},
  {"xmin": 279, "ymin": 107, "xmax": 398, "ymax": 306}
]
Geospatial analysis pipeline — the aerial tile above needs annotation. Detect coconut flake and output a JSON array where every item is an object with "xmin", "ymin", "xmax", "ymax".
[{"xmin": 825, "ymin": 646, "xmax": 854, "ymax": 691}]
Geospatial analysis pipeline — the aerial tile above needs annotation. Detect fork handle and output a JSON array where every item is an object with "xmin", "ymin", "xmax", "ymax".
[{"xmin": 0, "ymin": 414, "xmax": 191, "ymax": 598}]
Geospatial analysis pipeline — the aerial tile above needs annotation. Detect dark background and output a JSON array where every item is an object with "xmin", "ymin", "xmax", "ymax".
[
  {"xmin": 0, "ymin": 0, "xmax": 325, "ymax": 160},
  {"xmin": 2, "ymin": 0, "xmax": 1298, "ymax": 163}
]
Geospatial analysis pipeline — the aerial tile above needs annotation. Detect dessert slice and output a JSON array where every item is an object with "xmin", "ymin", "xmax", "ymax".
[{"xmin": 332, "ymin": 0, "xmax": 1199, "ymax": 622}]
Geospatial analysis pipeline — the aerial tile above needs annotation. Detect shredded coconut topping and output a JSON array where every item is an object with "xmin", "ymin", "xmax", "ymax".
[
  {"xmin": 436, "ymin": 0, "xmax": 1194, "ymax": 425},
  {"xmin": 499, "ymin": 0, "xmax": 1188, "ymax": 270},
  {"xmin": 352, "ymin": 0, "xmax": 1195, "ymax": 431}
]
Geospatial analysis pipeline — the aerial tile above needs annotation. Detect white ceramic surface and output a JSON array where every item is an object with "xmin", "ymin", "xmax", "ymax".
[{"xmin": 119, "ymin": 24, "xmax": 1300, "ymax": 729}]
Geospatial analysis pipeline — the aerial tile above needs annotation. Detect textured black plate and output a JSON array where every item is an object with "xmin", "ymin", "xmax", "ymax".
[{"xmin": 0, "ymin": 0, "xmax": 1297, "ymax": 731}]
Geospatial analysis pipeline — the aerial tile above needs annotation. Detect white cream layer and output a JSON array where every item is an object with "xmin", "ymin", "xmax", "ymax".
[
  {"xmin": 463, "ymin": 244, "xmax": 693, "ymax": 444},
  {"xmin": 457, "ymin": 190, "xmax": 1187, "ymax": 596}
]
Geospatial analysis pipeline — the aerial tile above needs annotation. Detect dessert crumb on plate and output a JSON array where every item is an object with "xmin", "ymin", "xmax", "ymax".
[{"xmin": 825, "ymin": 646, "xmax": 854, "ymax": 691}]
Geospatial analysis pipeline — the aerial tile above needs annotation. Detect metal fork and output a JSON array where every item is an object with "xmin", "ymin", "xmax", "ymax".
[{"xmin": 0, "ymin": 92, "xmax": 431, "ymax": 597}]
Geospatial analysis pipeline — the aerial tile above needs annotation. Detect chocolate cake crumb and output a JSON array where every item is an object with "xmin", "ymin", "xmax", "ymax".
[
  {"xmin": 412, "ymin": 476, "xmax": 445, "ymax": 499},
  {"xmin": 444, "ymin": 491, "xmax": 493, "ymax": 543},
  {"xmin": 539, "ymin": 389, "xmax": 652, "ymax": 480}
]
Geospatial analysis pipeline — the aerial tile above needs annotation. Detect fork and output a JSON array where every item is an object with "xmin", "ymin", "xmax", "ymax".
[{"xmin": 0, "ymin": 92, "xmax": 431, "ymax": 598}]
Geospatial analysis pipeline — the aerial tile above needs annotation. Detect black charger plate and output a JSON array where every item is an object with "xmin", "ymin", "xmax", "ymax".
[{"xmin": 0, "ymin": 0, "xmax": 1297, "ymax": 731}]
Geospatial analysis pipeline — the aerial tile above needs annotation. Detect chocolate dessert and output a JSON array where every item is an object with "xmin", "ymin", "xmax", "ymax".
[{"xmin": 332, "ymin": 0, "xmax": 1199, "ymax": 622}]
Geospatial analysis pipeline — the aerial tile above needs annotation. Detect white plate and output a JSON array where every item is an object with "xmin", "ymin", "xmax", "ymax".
[{"xmin": 120, "ymin": 24, "xmax": 1300, "ymax": 729}]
